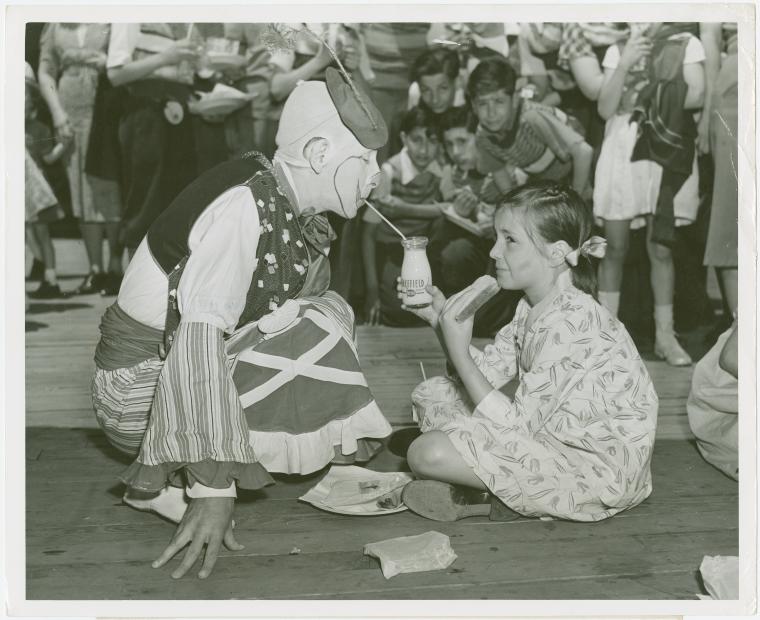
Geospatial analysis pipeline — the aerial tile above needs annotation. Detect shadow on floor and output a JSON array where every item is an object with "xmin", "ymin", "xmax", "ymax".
[
  {"xmin": 27, "ymin": 302, "xmax": 93, "ymax": 315},
  {"xmin": 25, "ymin": 321, "xmax": 49, "ymax": 332}
]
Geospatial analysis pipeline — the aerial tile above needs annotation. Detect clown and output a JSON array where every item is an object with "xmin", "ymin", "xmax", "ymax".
[{"xmin": 91, "ymin": 66, "xmax": 391, "ymax": 579}]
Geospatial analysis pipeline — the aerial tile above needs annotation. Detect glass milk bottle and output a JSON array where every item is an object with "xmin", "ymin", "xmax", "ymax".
[{"xmin": 400, "ymin": 236, "xmax": 432, "ymax": 308}]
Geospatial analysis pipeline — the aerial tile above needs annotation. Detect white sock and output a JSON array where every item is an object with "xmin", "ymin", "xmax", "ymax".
[
  {"xmin": 123, "ymin": 485, "xmax": 188, "ymax": 524},
  {"xmin": 44, "ymin": 269, "xmax": 58, "ymax": 285},
  {"xmin": 598, "ymin": 291, "xmax": 620, "ymax": 318}
]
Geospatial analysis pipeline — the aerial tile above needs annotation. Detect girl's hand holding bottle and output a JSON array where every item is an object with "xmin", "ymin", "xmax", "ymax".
[{"xmin": 398, "ymin": 279, "xmax": 447, "ymax": 329}]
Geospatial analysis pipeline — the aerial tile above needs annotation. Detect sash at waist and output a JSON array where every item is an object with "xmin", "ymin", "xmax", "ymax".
[{"xmin": 94, "ymin": 302, "xmax": 164, "ymax": 370}]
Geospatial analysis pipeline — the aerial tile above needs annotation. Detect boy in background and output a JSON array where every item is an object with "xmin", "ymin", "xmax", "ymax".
[
  {"xmin": 432, "ymin": 105, "xmax": 495, "ymax": 295},
  {"xmin": 430, "ymin": 105, "xmax": 521, "ymax": 335},
  {"xmin": 390, "ymin": 47, "xmax": 465, "ymax": 161},
  {"xmin": 469, "ymin": 57, "xmax": 593, "ymax": 198}
]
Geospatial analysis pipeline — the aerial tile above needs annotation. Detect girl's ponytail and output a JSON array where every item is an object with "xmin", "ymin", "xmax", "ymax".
[{"xmin": 564, "ymin": 236, "xmax": 607, "ymax": 300}]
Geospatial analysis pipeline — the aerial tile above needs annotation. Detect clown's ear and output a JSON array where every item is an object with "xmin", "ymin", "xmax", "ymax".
[{"xmin": 303, "ymin": 137, "xmax": 330, "ymax": 174}]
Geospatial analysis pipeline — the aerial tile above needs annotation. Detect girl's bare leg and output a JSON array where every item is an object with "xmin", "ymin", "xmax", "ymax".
[
  {"xmin": 32, "ymin": 222, "xmax": 57, "ymax": 284},
  {"xmin": 647, "ymin": 220, "xmax": 691, "ymax": 366},
  {"xmin": 407, "ymin": 431, "xmax": 487, "ymax": 490},
  {"xmin": 79, "ymin": 221, "xmax": 105, "ymax": 274},
  {"xmin": 598, "ymin": 219, "xmax": 632, "ymax": 317},
  {"xmin": 105, "ymin": 221, "xmax": 124, "ymax": 275}
]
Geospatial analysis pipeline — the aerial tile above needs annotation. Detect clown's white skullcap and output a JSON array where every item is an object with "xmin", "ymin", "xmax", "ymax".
[
  {"xmin": 275, "ymin": 69, "xmax": 387, "ymax": 161},
  {"xmin": 275, "ymin": 80, "xmax": 344, "ymax": 157}
]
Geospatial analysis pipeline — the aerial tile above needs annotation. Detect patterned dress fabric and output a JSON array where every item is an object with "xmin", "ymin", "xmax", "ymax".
[
  {"xmin": 38, "ymin": 23, "xmax": 121, "ymax": 222},
  {"xmin": 687, "ymin": 327, "xmax": 738, "ymax": 480},
  {"xmin": 411, "ymin": 277, "xmax": 658, "ymax": 522}
]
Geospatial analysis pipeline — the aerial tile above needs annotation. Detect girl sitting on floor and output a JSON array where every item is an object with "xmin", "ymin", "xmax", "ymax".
[{"xmin": 399, "ymin": 182, "xmax": 659, "ymax": 522}]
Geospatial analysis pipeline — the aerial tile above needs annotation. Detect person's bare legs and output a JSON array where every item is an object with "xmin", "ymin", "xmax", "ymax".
[
  {"xmin": 25, "ymin": 225, "xmax": 43, "ymax": 266},
  {"xmin": 32, "ymin": 222, "xmax": 57, "ymax": 285},
  {"xmin": 597, "ymin": 219, "xmax": 631, "ymax": 317},
  {"xmin": 717, "ymin": 267, "xmax": 738, "ymax": 317},
  {"xmin": 105, "ymin": 221, "xmax": 124, "ymax": 275},
  {"xmin": 80, "ymin": 221, "xmax": 104, "ymax": 274},
  {"xmin": 647, "ymin": 220, "xmax": 691, "ymax": 365},
  {"xmin": 407, "ymin": 431, "xmax": 487, "ymax": 490}
]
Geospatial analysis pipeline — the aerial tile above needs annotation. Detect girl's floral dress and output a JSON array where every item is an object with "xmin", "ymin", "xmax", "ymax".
[{"xmin": 412, "ymin": 273, "xmax": 658, "ymax": 522}]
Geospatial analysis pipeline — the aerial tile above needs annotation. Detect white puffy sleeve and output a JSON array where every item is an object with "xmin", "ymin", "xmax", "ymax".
[{"xmin": 177, "ymin": 185, "xmax": 261, "ymax": 332}]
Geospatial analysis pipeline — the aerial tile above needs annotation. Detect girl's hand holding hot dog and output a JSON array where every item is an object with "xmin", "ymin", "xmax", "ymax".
[{"xmin": 438, "ymin": 288, "xmax": 477, "ymax": 357}]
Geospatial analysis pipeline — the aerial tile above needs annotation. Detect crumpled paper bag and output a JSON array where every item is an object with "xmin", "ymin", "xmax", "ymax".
[
  {"xmin": 698, "ymin": 555, "xmax": 739, "ymax": 600},
  {"xmin": 363, "ymin": 531, "xmax": 457, "ymax": 579}
]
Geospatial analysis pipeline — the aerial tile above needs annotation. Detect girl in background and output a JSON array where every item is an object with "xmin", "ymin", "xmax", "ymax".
[
  {"xmin": 38, "ymin": 23, "xmax": 123, "ymax": 296},
  {"xmin": 594, "ymin": 24, "xmax": 706, "ymax": 366},
  {"xmin": 26, "ymin": 63, "xmax": 66, "ymax": 299}
]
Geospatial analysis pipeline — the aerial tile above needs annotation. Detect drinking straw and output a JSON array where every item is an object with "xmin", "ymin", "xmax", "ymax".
[
  {"xmin": 419, "ymin": 361, "xmax": 427, "ymax": 381},
  {"xmin": 365, "ymin": 200, "xmax": 407, "ymax": 241},
  {"xmin": 431, "ymin": 38, "xmax": 462, "ymax": 46}
]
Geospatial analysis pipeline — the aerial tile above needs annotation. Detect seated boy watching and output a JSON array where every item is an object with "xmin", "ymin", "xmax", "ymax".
[
  {"xmin": 362, "ymin": 106, "xmax": 443, "ymax": 327},
  {"xmin": 429, "ymin": 105, "xmax": 521, "ymax": 335},
  {"xmin": 468, "ymin": 57, "xmax": 593, "ymax": 199}
]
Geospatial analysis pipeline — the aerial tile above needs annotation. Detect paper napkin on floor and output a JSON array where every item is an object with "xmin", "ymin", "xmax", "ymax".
[{"xmin": 364, "ymin": 531, "xmax": 457, "ymax": 579}]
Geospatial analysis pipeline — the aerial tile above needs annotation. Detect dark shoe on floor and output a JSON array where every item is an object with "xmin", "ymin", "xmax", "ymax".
[
  {"xmin": 27, "ymin": 258, "xmax": 45, "ymax": 282},
  {"xmin": 28, "ymin": 281, "xmax": 63, "ymax": 299},
  {"xmin": 402, "ymin": 480, "xmax": 522, "ymax": 522},
  {"xmin": 402, "ymin": 480, "xmax": 492, "ymax": 521},
  {"xmin": 73, "ymin": 272, "xmax": 107, "ymax": 295},
  {"xmin": 388, "ymin": 427, "xmax": 422, "ymax": 458},
  {"xmin": 100, "ymin": 272, "xmax": 123, "ymax": 297}
]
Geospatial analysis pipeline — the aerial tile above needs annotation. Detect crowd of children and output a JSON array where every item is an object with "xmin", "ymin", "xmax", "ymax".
[{"xmin": 26, "ymin": 24, "xmax": 735, "ymax": 347}]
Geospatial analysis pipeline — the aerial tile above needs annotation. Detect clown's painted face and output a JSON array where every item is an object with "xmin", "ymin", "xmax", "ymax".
[
  {"xmin": 332, "ymin": 147, "xmax": 381, "ymax": 218},
  {"xmin": 277, "ymin": 110, "xmax": 382, "ymax": 219}
]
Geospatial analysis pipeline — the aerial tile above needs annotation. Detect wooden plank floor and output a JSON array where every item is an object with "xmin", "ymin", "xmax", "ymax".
[{"xmin": 24, "ymin": 279, "xmax": 738, "ymax": 599}]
